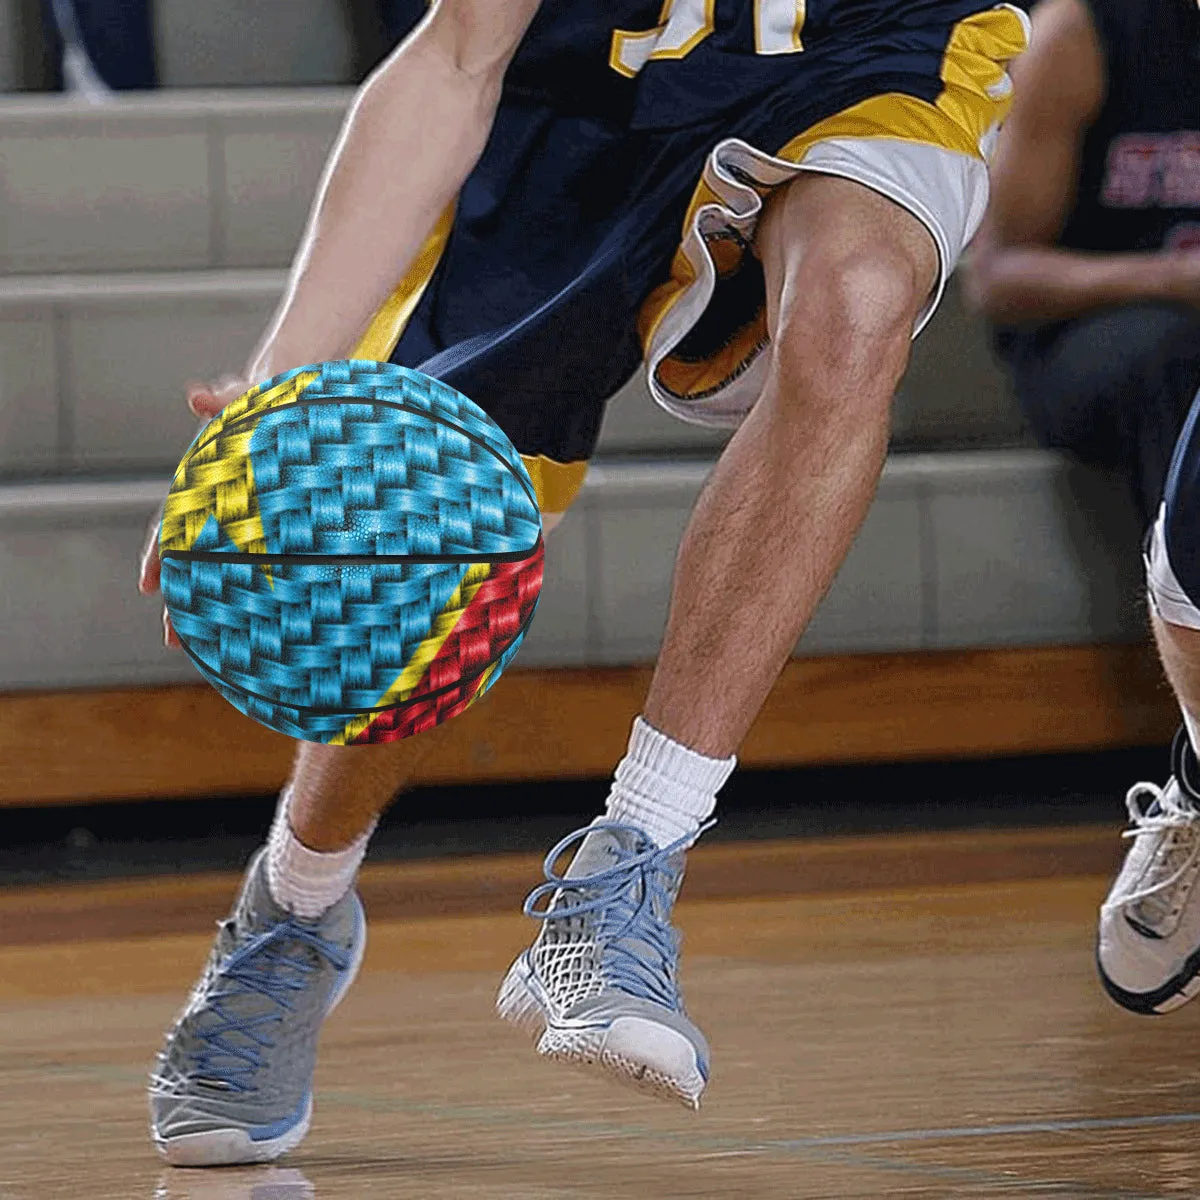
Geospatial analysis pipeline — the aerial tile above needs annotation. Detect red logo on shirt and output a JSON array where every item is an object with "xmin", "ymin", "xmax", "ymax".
[{"xmin": 1102, "ymin": 133, "xmax": 1200, "ymax": 208}]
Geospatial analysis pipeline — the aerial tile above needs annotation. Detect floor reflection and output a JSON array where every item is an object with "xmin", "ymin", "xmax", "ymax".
[{"xmin": 155, "ymin": 1166, "xmax": 315, "ymax": 1200}]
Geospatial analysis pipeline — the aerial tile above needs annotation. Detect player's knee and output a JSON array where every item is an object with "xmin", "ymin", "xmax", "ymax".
[{"xmin": 771, "ymin": 242, "xmax": 926, "ymax": 405}]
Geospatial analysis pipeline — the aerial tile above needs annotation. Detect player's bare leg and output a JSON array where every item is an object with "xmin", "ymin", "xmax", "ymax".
[
  {"xmin": 277, "ymin": 503, "xmax": 564, "ymax": 853},
  {"xmin": 282, "ymin": 734, "xmax": 432, "ymax": 849},
  {"xmin": 145, "ymin": 378, "xmax": 562, "ymax": 1158},
  {"xmin": 644, "ymin": 175, "xmax": 937, "ymax": 755},
  {"xmin": 500, "ymin": 174, "xmax": 938, "ymax": 1106},
  {"xmin": 1150, "ymin": 615, "xmax": 1200, "ymax": 734}
]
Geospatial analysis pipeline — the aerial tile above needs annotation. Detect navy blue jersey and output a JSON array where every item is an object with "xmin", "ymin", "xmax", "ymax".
[{"xmin": 386, "ymin": 0, "xmax": 1014, "ymax": 126}]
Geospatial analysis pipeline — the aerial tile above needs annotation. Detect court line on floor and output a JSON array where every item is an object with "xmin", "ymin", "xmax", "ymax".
[
  {"xmin": 762, "ymin": 1110, "xmax": 1200, "ymax": 1149},
  {"xmin": 63, "ymin": 1062, "xmax": 1195, "ymax": 1154}
]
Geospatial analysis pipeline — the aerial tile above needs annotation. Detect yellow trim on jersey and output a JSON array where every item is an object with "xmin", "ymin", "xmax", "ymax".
[
  {"xmin": 352, "ymin": 202, "xmax": 456, "ymax": 362},
  {"xmin": 328, "ymin": 561, "xmax": 492, "ymax": 746},
  {"xmin": 776, "ymin": 5, "xmax": 1027, "ymax": 164},
  {"xmin": 654, "ymin": 313, "xmax": 768, "ymax": 401},
  {"xmin": 521, "ymin": 454, "xmax": 588, "ymax": 515},
  {"xmin": 349, "ymin": 188, "xmax": 590, "ymax": 517},
  {"xmin": 651, "ymin": 0, "xmax": 717, "ymax": 62},
  {"xmin": 635, "ymin": 179, "xmax": 720, "ymax": 358},
  {"xmin": 610, "ymin": 27, "xmax": 664, "ymax": 79}
]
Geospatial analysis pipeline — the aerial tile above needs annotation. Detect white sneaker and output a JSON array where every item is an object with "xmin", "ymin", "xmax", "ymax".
[
  {"xmin": 149, "ymin": 851, "xmax": 366, "ymax": 1165},
  {"xmin": 1098, "ymin": 729, "xmax": 1200, "ymax": 1014},
  {"xmin": 496, "ymin": 821, "xmax": 710, "ymax": 1108}
]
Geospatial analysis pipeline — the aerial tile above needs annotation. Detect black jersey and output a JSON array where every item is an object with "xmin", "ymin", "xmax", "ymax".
[{"xmin": 1062, "ymin": 0, "xmax": 1200, "ymax": 255}]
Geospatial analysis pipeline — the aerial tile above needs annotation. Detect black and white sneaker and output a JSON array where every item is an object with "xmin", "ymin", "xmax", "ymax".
[{"xmin": 1098, "ymin": 728, "xmax": 1200, "ymax": 1014}]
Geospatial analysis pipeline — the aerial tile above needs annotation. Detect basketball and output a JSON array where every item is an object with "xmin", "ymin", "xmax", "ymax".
[{"xmin": 158, "ymin": 360, "xmax": 544, "ymax": 744}]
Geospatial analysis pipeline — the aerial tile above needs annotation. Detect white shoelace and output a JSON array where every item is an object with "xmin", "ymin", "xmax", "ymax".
[{"xmin": 1102, "ymin": 780, "xmax": 1200, "ymax": 916}]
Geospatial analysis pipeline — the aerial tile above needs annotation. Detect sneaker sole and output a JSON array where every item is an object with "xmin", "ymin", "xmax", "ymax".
[
  {"xmin": 155, "ymin": 1094, "xmax": 314, "ymax": 1167},
  {"xmin": 154, "ymin": 897, "xmax": 368, "ymax": 1167},
  {"xmin": 1097, "ymin": 937, "xmax": 1200, "ymax": 1015},
  {"xmin": 496, "ymin": 955, "xmax": 706, "ymax": 1110}
]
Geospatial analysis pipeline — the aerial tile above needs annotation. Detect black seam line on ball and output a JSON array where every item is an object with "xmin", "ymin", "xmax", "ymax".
[
  {"xmin": 173, "ymin": 601, "xmax": 538, "ymax": 717},
  {"xmin": 161, "ymin": 544, "xmax": 541, "ymax": 566},
  {"xmin": 192, "ymin": 392, "xmax": 539, "ymax": 510}
]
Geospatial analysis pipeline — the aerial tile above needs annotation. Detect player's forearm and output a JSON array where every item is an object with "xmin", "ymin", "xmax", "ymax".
[
  {"xmin": 246, "ymin": 36, "xmax": 505, "ymax": 380},
  {"xmin": 966, "ymin": 244, "xmax": 1185, "ymax": 324}
]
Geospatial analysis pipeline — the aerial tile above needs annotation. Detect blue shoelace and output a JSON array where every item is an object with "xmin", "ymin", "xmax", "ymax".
[
  {"xmin": 187, "ymin": 918, "xmax": 351, "ymax": 1093},
  {"xmin": 523, "ymin": 820, "xmax": 712, "ymax": 1011}
]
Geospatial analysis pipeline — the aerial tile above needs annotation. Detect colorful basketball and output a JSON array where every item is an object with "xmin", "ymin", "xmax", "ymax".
[{"xmin": 159, "ymin": 361, "xmax": 544, "ymax": 744}]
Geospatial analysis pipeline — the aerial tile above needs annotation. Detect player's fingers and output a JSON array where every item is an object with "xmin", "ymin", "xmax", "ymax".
[
  {"xmin": 163, "ymin": 609, "xmax": 181, "ymax": 649},
  {"xmin": 186, "ymin": 376, "xmax": 248, "ymax": 419},
  {"xmin": 137, "ymin": 548, "xmax": 160, "ymax": 595},
  {"xmin": 186, "ymin": 385, "xmax": 226, "ymax": 420},
  {"xmin": 137, "ymin": 509, "xmax": 164, "ymax": 595}
]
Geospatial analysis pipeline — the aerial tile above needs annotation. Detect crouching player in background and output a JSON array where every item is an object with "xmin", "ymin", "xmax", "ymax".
[{"xmin": 968, "ymin": 0, "xmax": 1200, "ymax": 1015}]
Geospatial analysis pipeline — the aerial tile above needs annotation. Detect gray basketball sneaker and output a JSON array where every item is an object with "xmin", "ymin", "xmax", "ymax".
[
  {"xmin": 1099, "ymin": 728, "xmax": 1200, "ymax": 1014},
  {"xmin": 149, "ymin": 851, "xmax": 365, "ymax": 1166},
  {"xmin": 497, "ymin": 820, "xmax": 710, "ymax": 1108}
]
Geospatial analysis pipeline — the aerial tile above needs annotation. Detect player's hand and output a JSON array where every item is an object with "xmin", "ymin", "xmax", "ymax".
[
  {"xmin": 185, "ymin": 375, "xmax": 250, "ymax": 422},
  {"xmin": 137, "ymin": 375, "xmax": 250, "ymax": 647}
]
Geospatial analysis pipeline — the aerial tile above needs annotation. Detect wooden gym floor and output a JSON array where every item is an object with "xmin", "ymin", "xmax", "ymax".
[{"xmin": 4, "ymin": 827, "xmax": 1200, "ymax": 1199}]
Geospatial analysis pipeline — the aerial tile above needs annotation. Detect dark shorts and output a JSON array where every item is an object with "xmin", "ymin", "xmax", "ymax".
[
  {"xmin": 1150, "ymin": 381, "xmax": 1200, "ymax": 628},
  {"xmin": 357, "ymin": 3, "xmax": 1029, "ymax": 512},
  {"xmin": 996, "ymin": 304, "xmax": 1200, "ymax": 527}
]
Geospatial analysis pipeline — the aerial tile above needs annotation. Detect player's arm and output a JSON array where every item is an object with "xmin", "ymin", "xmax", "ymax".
[
  {"xmin": 242, "ymin": 0, "xmax": 543, "ymax": 383},
  {"xmin": 966, "ymin": 0, "xmax": 1200, "ymax": 323},
  {"xmin": 139, "ymin": 0, "xmax": 543, "ymax": 613}
]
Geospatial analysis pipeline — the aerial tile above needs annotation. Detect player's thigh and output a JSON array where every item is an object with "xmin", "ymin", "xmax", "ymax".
[{"xmin": 755, "ymin": 174, "xmax": 939, "ymax": 387}]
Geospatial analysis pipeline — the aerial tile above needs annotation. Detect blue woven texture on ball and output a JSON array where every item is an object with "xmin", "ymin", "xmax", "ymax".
[
  {"xmin": 162, "ymin": 555, "xmax": 507, "ymax": 741},
  {"xmin": 251, "ymin": 404, "xmax": 535, "ymax": 557},
  {"xmin": 163, "ymin": 361, "xmax": 540, "ymax": 561}
]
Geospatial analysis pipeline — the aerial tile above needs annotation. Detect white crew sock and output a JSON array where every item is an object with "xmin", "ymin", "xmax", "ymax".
[
  {"xmin": 265, "ymin": 788, "xmax": 375, "ymax": 920},
  {"xmin": 604, "ymin": 716, "xmax": 736, "ymax": 849}
]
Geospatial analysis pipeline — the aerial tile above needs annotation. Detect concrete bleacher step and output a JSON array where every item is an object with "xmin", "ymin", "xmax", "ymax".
[
  {"xmin": 0, "ymin": 92, "xmax": 347, "ymax": 275},
  {"xmin": 153, "ymin": 0, "xmax": 357, "ymax": 89},
  {"xmin": 0, "ymin": 266, "xmax": 1026, "ymax": 479},
  {"xmin": 0, "ymin": 452, "xmax": 1144, "ymax": 692},
  {"xmin": 0, "ymin": 0, "xmax": 358, "ymax": 92}
]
